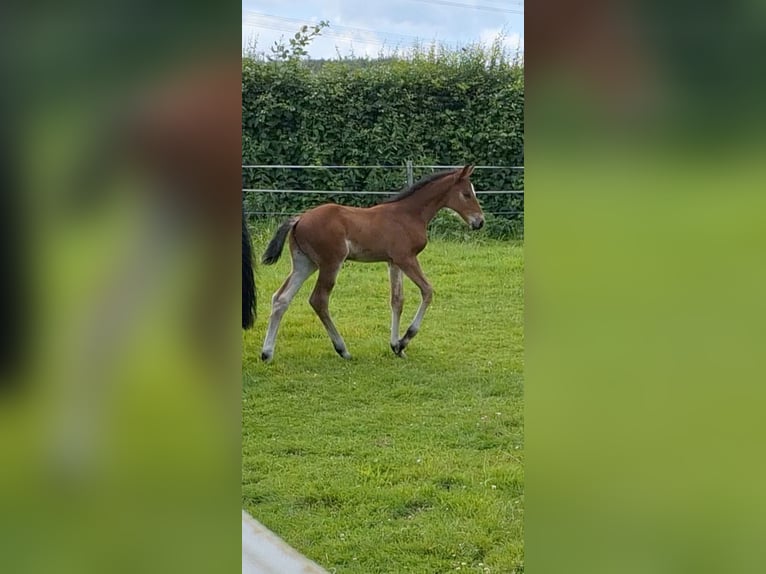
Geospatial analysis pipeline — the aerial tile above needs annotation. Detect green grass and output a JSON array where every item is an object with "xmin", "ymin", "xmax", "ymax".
[{"xmin": 242, "ymin": 229, "xmax": 524, "ymax": 574}]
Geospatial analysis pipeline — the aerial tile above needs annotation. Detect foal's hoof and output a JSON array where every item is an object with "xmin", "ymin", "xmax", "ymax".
[
  {"xmin": 260, "ymin": 351, "xmax": 273, "ymax": 362},
  {"xmin": 335, "ymin": 347, "xmax": 352, "ymax": 360},
  {"xmin": 390, "ymin": 343, "xmax": 407, "ymax": 358}
]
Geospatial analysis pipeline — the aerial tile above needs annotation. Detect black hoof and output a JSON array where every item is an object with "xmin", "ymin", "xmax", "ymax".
[
  {"xmin": 390, "ymin": 342, "xmax": 406, "ymax": 357},
  {"xmin": 261, "ymin": 351, "xmax": 272, "ymax": 362},
  {"xmin": 335, "ymin": 346, "xmax": 352, "ymax": 360}
]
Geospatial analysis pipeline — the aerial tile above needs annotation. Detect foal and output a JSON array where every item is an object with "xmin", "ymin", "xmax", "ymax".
[{"xmin": 260, "ymin": 164, "xmax": 484, "ymax": 362}]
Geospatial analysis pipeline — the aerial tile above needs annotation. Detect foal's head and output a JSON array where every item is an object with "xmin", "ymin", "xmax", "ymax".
[{"xmin": 443, "ymin": 165, "xmax": 485, "ymax": 230}]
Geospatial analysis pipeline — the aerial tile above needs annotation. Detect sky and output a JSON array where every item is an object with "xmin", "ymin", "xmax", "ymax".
[{"xmin": 242, "ymin": 0, "xmax": 524, "ymax": 60}]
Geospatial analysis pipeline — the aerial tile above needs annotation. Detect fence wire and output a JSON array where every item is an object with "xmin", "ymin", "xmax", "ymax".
[
  {"xmin": 242, "ymin": 164, "xmax": 524, "ymax": 170},
  {"xmin": 245, "ymin": 211, "xmax": 525, "ymax": 217},
  {"xmin": 242, "ymin": 163, "xmax": 523, "ymax": 220},
  {"xmin": 243, "ymin": 189, "xmax": 524, "ymax": 195}
]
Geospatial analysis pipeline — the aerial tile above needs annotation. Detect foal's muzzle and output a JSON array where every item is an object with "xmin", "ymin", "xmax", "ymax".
[{"xmin": 470, "ymin": 217, "xmax": 485, "ymax": 230}]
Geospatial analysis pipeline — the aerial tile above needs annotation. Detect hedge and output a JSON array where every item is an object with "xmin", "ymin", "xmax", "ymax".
[{"xmin": 242, "ymin": 46, "xmax": 524, "ymax": 235}]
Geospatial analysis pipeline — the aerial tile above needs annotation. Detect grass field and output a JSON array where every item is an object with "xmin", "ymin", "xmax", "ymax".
[{"xmin": 242, "ymin": 227, "xmax": 524, "ymax": 574}]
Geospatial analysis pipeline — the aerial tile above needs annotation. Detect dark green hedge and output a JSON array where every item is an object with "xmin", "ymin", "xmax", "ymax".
[{"xmin": 242, "ymin": 49, "xmax": 524, "ymax": 233}]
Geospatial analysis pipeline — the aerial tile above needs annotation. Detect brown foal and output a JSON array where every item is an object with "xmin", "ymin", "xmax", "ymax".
[{"xmin": 259, "ymin": 164, "xmax": 484, "ymax": 362}]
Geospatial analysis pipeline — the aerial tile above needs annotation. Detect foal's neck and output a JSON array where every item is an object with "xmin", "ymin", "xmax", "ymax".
[{"xmin": 396, "ymin": 179, "xmax": 451, "ymax": 226}]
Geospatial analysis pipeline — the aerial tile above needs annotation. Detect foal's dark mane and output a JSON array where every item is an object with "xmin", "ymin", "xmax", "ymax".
[{"xmin": 379, "ymin": 169, "xmax": 456, "ymax": 204}]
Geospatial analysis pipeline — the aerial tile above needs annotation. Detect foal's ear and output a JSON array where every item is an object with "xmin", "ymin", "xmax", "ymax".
[{"xmin": 458, "ymin": 164, "xmax": 475, "ymax": 179}]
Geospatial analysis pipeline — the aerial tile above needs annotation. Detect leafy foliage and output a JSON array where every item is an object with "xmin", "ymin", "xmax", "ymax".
[
  {"xmin": 242, "ymin": 41, "xmax": 524, "ymax": 238},
  {"xmin": 268, "ymin": 21, "xmax": 330, "ymax": 62}
]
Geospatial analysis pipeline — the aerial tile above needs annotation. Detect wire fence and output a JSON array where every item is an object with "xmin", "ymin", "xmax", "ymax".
[
  {"xmin": 242, "ymin": 189, "xmax": 524, "ymax": 195},
  {"xmin": 242, "ymin": 163, "xmax": 524, "ymax": 218},
  {"xmin": 242, "ymin": 164, "xmax": 525, "ymax": 170}
]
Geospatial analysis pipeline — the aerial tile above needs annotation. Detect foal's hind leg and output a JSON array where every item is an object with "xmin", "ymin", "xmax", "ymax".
[
  {"xmin": 261, "ymin": 249, "xmax": 316, "ymax": 362},
  {"xmin": 309, "ymin": 263, "xmax": 351, "ymax": 359},
  {"xmin": 392, "ymin": 257, "xmax": 433, "ymax": 356}
]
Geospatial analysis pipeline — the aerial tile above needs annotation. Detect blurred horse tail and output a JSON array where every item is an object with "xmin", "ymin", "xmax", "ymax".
[{"xmin": 242, "ymin": 214, "xmax": 256, "ymax": 329}]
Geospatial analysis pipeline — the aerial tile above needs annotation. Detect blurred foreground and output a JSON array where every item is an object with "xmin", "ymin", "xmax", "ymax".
[
  {"xmin": 1, "ymin": 2, "xmax": 241, "ymax": 572},
  {"xmin": 527, "ymin": 1, "xmax": 766, "ymax": 573}
]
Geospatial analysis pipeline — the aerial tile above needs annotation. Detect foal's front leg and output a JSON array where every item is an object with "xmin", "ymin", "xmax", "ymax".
[
  {"xmin": 388, "ymin": 263, "xmax": 404, "ymax": 355},
  {"xmin": 392, "ymin": 257, "xmax": 433, "ymax": 356}
]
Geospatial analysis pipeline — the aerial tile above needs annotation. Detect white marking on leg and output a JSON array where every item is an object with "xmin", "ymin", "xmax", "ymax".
[
  {"xmin": 396, "ymin": 259, "xmax": 433, "ymax": 350},
  {"xmin": 261, "ymin": 250, "xmax": 316, "ymax": 359},
  {"xmin": 391, "ymin": 315, "xmax": 400, "ymax": 344},
  {"xmin": 409, "ymin": 288, "xmax": 432, "ymax": 334}
]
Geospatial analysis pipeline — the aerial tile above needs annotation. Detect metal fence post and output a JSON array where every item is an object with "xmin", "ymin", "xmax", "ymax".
[{"xmin": 406, "ymin": 160, "xmax": 413, "ymax": 187}]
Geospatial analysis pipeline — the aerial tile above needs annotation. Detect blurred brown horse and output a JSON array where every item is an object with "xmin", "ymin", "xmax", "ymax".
[
  {"xmin": 44, "ymin": 57, "xmax": 245, "ymax": 482},
  {"xmin": 68, "ymin": 57, "xmax": 251, "ymax": 367},
  {"xmin": 527, "ymin": 0, "xmax": 656, "ymax": 116}
]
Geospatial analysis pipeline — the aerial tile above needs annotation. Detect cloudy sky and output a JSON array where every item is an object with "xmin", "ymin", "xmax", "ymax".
[{"xmin": 242, "ymin": 0, "xmax": 524, "ymax": 59}]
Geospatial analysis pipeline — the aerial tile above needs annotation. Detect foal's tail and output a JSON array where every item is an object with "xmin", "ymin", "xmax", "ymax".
[
  {"xmin": 242, "ymin": 215, "xmax": 256, "ymax": 329},
  {"xmin": 261, "ymin": 216, "xmax": 299, "ymax": 265}
]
